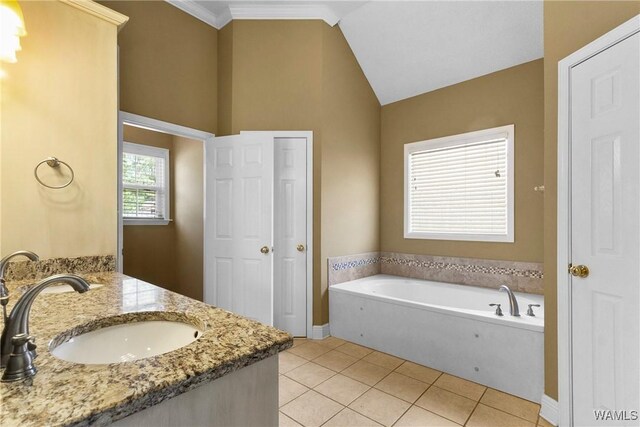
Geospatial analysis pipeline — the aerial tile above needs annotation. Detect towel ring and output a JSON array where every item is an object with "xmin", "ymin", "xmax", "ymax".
[{"xmin": 34, "ymin": 157, "xmax": 74, "ymax": 189}]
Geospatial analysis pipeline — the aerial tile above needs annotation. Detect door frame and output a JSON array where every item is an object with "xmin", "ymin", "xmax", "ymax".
[
  {"xmin": 241, "ymin": 130, "xmax": 314, "ymax": 338},
  {"xmin": 117, "ymin": 111, "xmax": 215, "ymax": 281},
  {"xmin": 557, "ymin": 15, "xmax": 640, "ymax": 427}
]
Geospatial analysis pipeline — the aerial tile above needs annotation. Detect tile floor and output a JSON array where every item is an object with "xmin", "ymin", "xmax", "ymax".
[{"xmin": 279, "ymin": 337, "xmax": 553, "ymax": 427}]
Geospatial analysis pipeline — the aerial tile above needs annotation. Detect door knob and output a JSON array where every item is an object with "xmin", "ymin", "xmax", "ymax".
[
  {"xmin": 296, "ymin": 244, "xmax": 305, "ymax": 252},
  {"xmin": 569, "ymin": 264, "xmax": 589, "ymax": 278},
  {"xmin": 260, "ymin": 246, "xmax": 270, "ymax": 254}
]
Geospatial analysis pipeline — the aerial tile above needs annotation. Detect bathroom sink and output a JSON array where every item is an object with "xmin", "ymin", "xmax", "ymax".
[
  {"xmin": 41, "ymin": 283, "xmax": 103, "ymax": 294},
  {"xmin": 50, "ymin": 320, "xmax": 202, "ymax": 364}
]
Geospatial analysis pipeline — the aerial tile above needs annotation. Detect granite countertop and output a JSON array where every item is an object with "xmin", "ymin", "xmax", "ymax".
[{"xmin": 0, "ymin": 272, "xmax": 292, "ymax": 427}]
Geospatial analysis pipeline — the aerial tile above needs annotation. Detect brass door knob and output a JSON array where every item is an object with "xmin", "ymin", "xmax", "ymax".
[
  {"xmin": 296, "ymin": 244, "xmax": 305, "ymax": 252},
  {"xmin": 260, "ymin": 246, "xmax": 270, "ymax": 254},
  {"xmin": 569, "ymin": 264, "xmax": 589, "ymax": 278}
]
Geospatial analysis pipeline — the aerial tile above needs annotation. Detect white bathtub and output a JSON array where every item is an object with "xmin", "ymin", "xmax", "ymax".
[{"xmin": 329, "ymin": 274, "xmax": 544, "ymax": 403}]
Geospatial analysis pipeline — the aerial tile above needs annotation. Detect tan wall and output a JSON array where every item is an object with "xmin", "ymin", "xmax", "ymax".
[
  {"xmin": 122, "ymin": 125, "xmax": 177, "ymax": 291},
  {"xmin": 543, "ymin": 0, "xmax": 640, "ymax": 401},
  {"xmin": 122, "ymin": 128, "xmax": 203, "ymax": 299},
  {"xmin": 100, "ymin": 1, "xmax": 217, "ymax": 134},
  {"xmin": 0, "ymin": 1, "xmax": 122, "ymax": 259},
  {"xmin": 174, "ymin": 135, "xmax": 204, "ymax": 301},
  {"xmin": 218, "ymin": 21, "xmax": 380, "ymax": 325},
  {"xmin": 381, "ymin": 59, "xmax": 544, "ymax": 263},
  {"xmin": 217, "ymin": 23, "xmax": 234, "ymax": 136},
  {"xmin": 319, "ymin": 25, "xmax": 380, "ymax": 324},
  {"xmin": 224, "ymin": 20, "xmax": 324, "ymax": 134}
]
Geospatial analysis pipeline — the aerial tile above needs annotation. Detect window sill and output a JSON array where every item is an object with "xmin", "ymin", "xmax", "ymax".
[
  {"xmin": 123, "ymin": 219, "xmax": 171, "ymax": 226},
  {"xmin": 404, "ymin": 231, "xmax": 514, "ymax": 243}
]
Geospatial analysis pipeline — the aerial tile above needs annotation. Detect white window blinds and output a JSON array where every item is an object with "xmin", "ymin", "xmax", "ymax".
[
  {"xmin": 122, "ymin": 142, "xmax": 170, "ymax": 222},
  {"xmin": 404, "ymin": 125, "xmax": 514, "ymax": 242}
]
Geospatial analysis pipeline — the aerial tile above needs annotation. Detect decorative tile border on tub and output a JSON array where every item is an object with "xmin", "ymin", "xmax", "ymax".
[
  {"xmin": 380, "ymin": 252, "xmax": 544, "ymax": 295},
  {"xmin": 4, "ymin": 255, "xmax": 116, "ymax": 281},
  {"xmin": 328, "ymin": 252, "xmax": 381, "ymax": 286}
]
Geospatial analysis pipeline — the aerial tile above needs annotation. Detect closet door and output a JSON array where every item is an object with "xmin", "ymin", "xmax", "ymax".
[
  {"xmin": 273, "ymin": 138, "xmax": 308, "ymax": 336},
  {"xmin": 205, "ymin": 134, "xmax": 274, "ymax": 326}
]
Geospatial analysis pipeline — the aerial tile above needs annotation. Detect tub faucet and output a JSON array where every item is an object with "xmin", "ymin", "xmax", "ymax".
[
  {"xmin": 1, "ymin": 274, "xmax": 90, "ymax": 381},
  {"xmin": 499, "ymin": 285, "xmax": 520, "ymax": 317}
]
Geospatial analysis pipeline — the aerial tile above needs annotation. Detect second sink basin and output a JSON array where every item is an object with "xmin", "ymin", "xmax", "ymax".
[
  {"xmin": 51, "ymin": 319, "xmax": 202, "ymax": 364},
  {"xmin": 41, "ymin": 283, "xmax": 104, "ymax": 294}
]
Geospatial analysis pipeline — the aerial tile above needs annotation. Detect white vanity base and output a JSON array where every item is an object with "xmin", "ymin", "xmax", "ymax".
[{"xmin": 113, "ymin": 355, "xmax": 278, "ymax": 427}]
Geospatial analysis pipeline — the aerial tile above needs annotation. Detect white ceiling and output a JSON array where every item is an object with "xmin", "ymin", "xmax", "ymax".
[
  {"xmin": 339, "ymin": 1, "xmax": 543, "ymax": 105},
  {"xmin": 167, "ymin": 1, "xmax": 544, "ymax": 105}
]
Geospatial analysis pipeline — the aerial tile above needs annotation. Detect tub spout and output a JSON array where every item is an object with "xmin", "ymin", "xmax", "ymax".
[{"xmin": 499, "ymin": 285, "xmax": 520, "ymax": 317}]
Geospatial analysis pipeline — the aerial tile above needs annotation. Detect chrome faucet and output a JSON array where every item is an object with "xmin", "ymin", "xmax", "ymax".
[
  {"xmin": 499, "ymin": 284, "xmax": 520, "ymax": 316},
  {"xmin": 1, "ymin": 274, "xmax": 90, "ymax": 381},
  {"xmin": 1, "ymin": 251, "xmax": 40, "ymax": 332}
]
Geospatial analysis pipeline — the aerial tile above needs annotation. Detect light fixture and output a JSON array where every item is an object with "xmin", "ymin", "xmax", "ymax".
[{"xmin": 0, "ymin": 0, "xmax": 27, "ymax": 64}]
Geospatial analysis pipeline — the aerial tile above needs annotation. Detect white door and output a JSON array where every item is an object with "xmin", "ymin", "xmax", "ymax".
[
  {"xmin": 570, "ymin": 32, "xmax": 639, "ymax": 425},
  {"xmin": 205, "ymin": 134, "xmax": 274, "ymax": 325},
  {"xmin": 273, "ymin": 138, "xmax": 307, "ymax": 336}
]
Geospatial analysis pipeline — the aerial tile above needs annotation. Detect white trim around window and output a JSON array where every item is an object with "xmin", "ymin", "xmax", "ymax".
[
  {"xmin": 122, "ymin": 141, "xmax": 171, "ymax": 226},
  {"xmin": 404, "ymin": 124, "xmax": 515, "ymax": 242}
]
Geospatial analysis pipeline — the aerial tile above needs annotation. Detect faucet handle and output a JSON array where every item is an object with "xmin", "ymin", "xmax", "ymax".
[
  {"xmin": 526, "ymin": 304, "xmax": 541, "ymax": 316},
  {"xmin": 1, "ymin": 333, "xmax": 37, "ymax": 382},
  {"xmin": 489, "ymin": 303, "xmax": 503, "ymax": 316}
]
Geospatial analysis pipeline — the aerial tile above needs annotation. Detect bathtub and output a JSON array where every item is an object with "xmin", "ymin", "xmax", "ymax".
[{"xmin": 329, "ymin": 275, "xmax": 544, "ymax": 403}]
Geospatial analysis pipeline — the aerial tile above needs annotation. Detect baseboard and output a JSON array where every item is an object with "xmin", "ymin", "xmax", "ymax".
[
  {"xmin": 311, "ymin": 323, "xmax": 330, "ymax": 340},
  {"xmin": 540, "ymin": 394, "xmax": 559, "ymax": 426}
]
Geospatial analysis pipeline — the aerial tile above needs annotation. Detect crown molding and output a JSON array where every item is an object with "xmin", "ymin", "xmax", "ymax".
[
  {"xmin": 59, "ymin": 0, "xmax": 129, "ymax": 29},
  {"xmin": 164, "ymin": 1, "xmax": 340, "ymax": 30},
  {"xmin": 165, "ymin": 0, "xmax": 229, "ymax": 29},
  {"xmin": 228, "ymin": 4, "xmax": 339, "ymax": 26}
]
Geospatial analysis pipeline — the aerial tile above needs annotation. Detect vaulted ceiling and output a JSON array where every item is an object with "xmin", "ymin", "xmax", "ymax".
[{"xmin": 167, "ymin": 0, "xmax": 544, "ymax": 105}]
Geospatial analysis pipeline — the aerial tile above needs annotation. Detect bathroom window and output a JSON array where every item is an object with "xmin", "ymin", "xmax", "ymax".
[
  {"xmin": 404, "ymin": 125, "xmax": 514, "ymax": 242},
  {"xmin": 122, "ymin": 142, "xmax": 170, "ymax": 225}
]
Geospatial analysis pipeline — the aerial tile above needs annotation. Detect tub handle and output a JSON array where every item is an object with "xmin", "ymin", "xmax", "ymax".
[
  {"xmin": 526, "ymin": 304, "xmax": 541, "ymax": 316},
  {"xmin": 489, "ymin": 303, "xmax": 503, "ymax": 316}
]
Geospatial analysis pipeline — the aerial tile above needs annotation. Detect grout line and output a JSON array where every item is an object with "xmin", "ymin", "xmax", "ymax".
[
  {"xmin": 319, "ymin": 407, "xmax": 345, "ymax": 427},
  {"xmin": 473, "ymin": 401, "xmax": 540, "ymax": 425},
  {"xmin": 464, "ymin": 387, "xmax": 488, "ymax": 426},
  {"xmin": 412, "ymin": 383, "xmax": 471, "ymax": 426},
  {"xmin": 320, "ymin": 405, "xmax": 383, "ymax": 427}
]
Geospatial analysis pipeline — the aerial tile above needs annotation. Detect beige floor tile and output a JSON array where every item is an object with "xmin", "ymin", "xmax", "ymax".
[
  {"xmin": 292, "ymin": 338, "xmax": 307, "ymax": 348},
  {"xmin": 415, "ymin": 386, "xmax": 476, "ymax": 425},
  {"xmin": 315, "ymin": 374, "xmax": 371, "ymax": 406},
  {"xmin": 466, "ymin": 404, "xmax": 536, "ymax": 427},
  {"xmin": 362, "ymin": 351, "xmax": 404, "ymax": 370},
  {"xmin": 335, "ymin": 342, "xmax": 374, "ymax": 359},
  {"xmin": 349, "ymin": 388, "xmax": 411, "ymax": 426},
  {"xmin": 280, "ymin": 375, "xmax": 309, "ymax": 407},
  {"xmin": 280, "ymin": 352, "xmax": 308, "ymax": 374},
  {"xmin": 316, "ymin": 336, "xmax": 347, "ymax": 349},
  {"xmin": 280, "ymin": 411, "xmax": 303, "ymax": 427},
  {"xmin": 281, "ymin": 390, "xmax": 344, "ymax": 427},
  {"xmin": 433, "ymin": 373, "xmax": 486, "ymax": 401},
  {"xmin": 285, "ymin": 362, "xmax": 336, "ymax": 388},
  {"xmin": 394, "ymin": 405, "xmax": 461, "ymax": 427},
  {"xmin": 313, "ymin": 349, "xmax": 359, "ymax": 372},
  {"xmin": 323, "ymin": 408, "xmax": 383, "ymax": 427},
  {"xmin": 395, "ymin": 361, "xmax": 442, "ymax": 384},
  {"xmin": 374, "ymin": 372, "xmax": 429, "ymax": 403},
  {"xmin": 289, "ymin": 342, "xmax": 332, "ymax": 360},
  {"xmin": 480, "ymin": 388, "xmax": 540, "ymax": 422},
  {"xmin": 537, "ymin": 415, "xmax": 554, "ymax": 427},
  {"xmin": 341, "ymin": 360, "xmax": 392, "ymax": 386}
]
